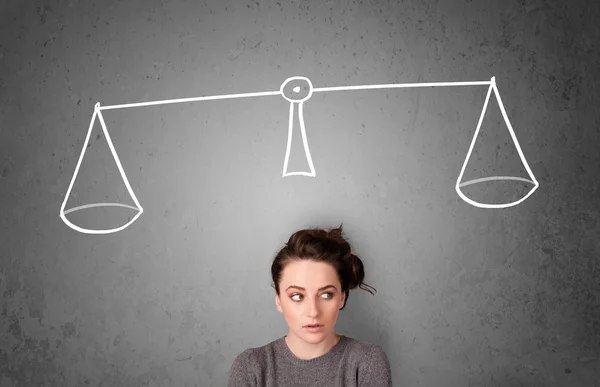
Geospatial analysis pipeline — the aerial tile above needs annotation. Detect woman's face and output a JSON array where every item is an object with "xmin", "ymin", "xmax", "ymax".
[{"xmin": 275, "ymin": 259, "xmax": 345, "ymax": 344}]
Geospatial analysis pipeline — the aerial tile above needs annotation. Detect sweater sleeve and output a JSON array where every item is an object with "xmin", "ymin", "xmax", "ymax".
[
  {"xmin": 358, "ymin": 345, "xmax": 393, "ymax": 387},
  {"xmin": 227, "ymin": 350, "xmax": 256, "ymax": 387}
]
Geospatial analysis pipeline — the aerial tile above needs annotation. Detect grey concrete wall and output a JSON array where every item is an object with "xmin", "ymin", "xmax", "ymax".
[{"xmin": 1, "ymin": 0, "xmax": 599, "ymax": 385}]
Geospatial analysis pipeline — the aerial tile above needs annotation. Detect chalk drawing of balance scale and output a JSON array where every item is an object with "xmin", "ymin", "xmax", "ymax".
[{"xmin": 60, "ymin": 75, "xmax": 539, "ymax": 234}]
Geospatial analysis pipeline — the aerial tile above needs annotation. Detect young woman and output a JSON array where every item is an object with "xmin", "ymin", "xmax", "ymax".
[{"xmin": 227, "ymin": 224, "xmax": 393, "ymax": 386}]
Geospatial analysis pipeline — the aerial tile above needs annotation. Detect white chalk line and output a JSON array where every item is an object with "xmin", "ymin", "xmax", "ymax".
[
  {"xmin": 459, "ymin": 176, "xmax": 536, "ymax": 188},
  {"xmin": 313, "ymin": 80, "xmax": 492, "ymax": 93},
  {"xmin": 62, "ymin": 202, "xmax": 140, "ymax": 215},
  {"xmin": 61, "ymin": 76, "xmax": 539, "ymax": 233},
  {"xmin": 454, "ymin": 80, "xmax": 539, "ymax": 208},
  {"xmin": 97, "ymin": 80, "xmax": 493, "ymax": 111},
  {"xmin": 282, "ymin": 101, "xmax": 316, "ymax": 177},
  {"xmin": 60, "ymin": 103, "xmax": 144, "ymax": 234},
  {"xmin": 98, "ymin": 90, "xmax": 282, "ymax": 111}
]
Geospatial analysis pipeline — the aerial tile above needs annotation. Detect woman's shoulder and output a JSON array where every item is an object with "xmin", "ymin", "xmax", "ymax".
[
  {"xmin": 342, "ymin": 336, "xmax": 389, "ymax": 361},
  {"xmin": 343, "ymin": 335, "xmax": 378, "ymax": 350},
  {"xmin": 231, "ymin": 347, "xmax": 256, "ymax": 368},
  {"xmin": 232, "ymin": 337, "xmax": 280, "ymax": 364},
  {"xmin": 345, "ymin": 337, "xmax": 392, "ymax": 382}
]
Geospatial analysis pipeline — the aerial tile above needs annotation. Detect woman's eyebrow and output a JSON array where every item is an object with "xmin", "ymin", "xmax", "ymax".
[{"xmin": 286, "ymin": 285, "xmax": 337, "ymax": 291}]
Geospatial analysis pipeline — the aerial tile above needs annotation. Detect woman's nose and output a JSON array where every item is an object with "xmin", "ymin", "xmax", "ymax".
[{"xmin": 306, "ymin": 299, "xmax": 320, "ymax": 315}]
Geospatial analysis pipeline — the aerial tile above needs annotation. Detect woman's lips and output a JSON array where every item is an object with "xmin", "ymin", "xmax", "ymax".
[{"xmin": 304, "ymin": 324, "xmax": 324, "ymax": 332}]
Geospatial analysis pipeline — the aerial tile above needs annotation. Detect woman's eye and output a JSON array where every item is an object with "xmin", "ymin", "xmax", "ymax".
[{"xmin": 291, "ymin": 293, "xmax": 333, "ymax": 301}]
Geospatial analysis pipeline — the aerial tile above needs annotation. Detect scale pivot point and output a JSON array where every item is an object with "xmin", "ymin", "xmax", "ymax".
[{"xmin": 280, "ymin": 76, "xmax": 313, "ymax": 103}]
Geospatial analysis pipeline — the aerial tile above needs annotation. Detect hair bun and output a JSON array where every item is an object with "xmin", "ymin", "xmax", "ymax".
[{"xmin": 327, "ymin": 227, "xmax": 343, "ymax": 241}]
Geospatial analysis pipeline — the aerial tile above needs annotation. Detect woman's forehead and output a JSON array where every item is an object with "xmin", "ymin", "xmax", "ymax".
[{"xmin": 281, "ymin": 261, "xmax": 339, "ymax": 286}]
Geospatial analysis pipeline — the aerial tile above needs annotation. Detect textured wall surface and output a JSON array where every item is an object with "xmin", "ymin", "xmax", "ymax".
[{"xmin": 1, "ymin": 0, "xmax": 599, "ymax": 386}]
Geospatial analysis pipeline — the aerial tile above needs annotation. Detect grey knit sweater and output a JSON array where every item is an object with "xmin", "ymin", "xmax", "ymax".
[{"xmin": 227, "ymin": 335, "xmax": 393, "ymax": 387}]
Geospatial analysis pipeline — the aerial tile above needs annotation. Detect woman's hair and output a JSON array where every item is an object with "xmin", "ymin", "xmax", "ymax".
[{"xmin": 271, "ymin": 223, "xmax": 376, "ymax": 310}]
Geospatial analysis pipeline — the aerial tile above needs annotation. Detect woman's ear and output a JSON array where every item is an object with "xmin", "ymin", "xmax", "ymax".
[{"xmin": 275, "ymin": 293, "xmax": 282, "ymax": 313}]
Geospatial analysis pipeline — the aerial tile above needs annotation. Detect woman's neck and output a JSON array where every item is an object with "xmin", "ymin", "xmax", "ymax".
[{"xmin": 285, "ymin": 332, "xmax": 341, "ymax": 360}]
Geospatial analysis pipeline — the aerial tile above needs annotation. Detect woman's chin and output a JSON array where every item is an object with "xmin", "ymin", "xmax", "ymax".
[{"xmin": 300, "ymin": 330, "xmax": 329, "ymax": 342}]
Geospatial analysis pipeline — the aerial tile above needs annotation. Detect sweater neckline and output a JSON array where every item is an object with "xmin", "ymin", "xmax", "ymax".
[{"xmin": 278, "ymin": 334, "xmax": 348, "ymax": 365}]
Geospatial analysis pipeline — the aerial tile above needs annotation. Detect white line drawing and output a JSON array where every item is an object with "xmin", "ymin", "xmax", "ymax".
[
  {"xmin": 60, "ymin": 75, "xmax": 539, "ymax": 234},
  {"xmin": 455, "ymin": 77, "xmax": 539, "ymax": 208},
  {"xmin": 59, "ymin": 103, "xmax": 144, "ymax": 234},
  {"xmin": 281, "ymin": 76, "xmax": 316, "ymax": 177}
]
